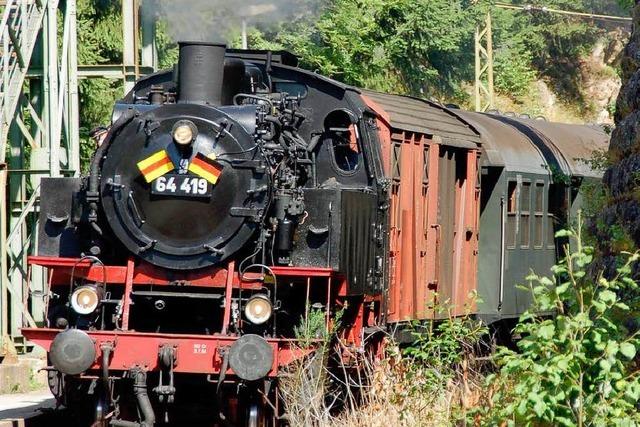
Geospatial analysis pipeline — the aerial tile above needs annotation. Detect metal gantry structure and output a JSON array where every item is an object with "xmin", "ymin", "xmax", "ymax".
[{"xmin": 0, "ymin": 0, "xmax": 156, "ymax": 356}]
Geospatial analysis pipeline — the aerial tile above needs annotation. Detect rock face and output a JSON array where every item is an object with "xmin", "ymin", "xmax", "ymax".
[
  {"xmin": 602, "ymin": 3, "xmax": 640, "ymax": 250},
  {"xmin": 582, "ymin": 35, "xmax": 625, "ymax": 124}
]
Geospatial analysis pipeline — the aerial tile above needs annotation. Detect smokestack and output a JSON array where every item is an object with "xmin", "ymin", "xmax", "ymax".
[{"xmin": 177, "ymin": 42, "xmax": 226, "ymax": 105}]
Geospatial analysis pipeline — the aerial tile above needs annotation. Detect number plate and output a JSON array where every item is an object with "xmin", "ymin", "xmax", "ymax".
[{"xmin": 151, "ymin": 174, "xmax": 212, "ymax": 198}]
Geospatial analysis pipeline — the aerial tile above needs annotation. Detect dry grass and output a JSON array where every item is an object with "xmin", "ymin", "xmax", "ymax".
[{"xmin": 279, "ymin": 341, "xmax": 487, "ymax": 427}]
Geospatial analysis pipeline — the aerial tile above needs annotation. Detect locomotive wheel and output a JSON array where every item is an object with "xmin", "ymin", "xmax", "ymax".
[
  {"xmin": 247, "ymin": 402, "xmax": 262, "ymax": 427},
  {"xmin": 246, "ymin": 394, "xmax": 270, "ymax": 427}
]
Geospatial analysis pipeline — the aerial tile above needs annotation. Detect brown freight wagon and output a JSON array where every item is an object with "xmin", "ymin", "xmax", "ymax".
[{"xmin": 362, "ymin": 91, "xmax": 483, "ymax": 321}]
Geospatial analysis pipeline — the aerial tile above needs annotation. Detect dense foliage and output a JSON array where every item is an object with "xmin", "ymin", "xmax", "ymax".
[
  {"xmin": 75, "ymin": 0, "xmax": 630, "ymax": 169},
  {"xmin": 76, "ymin": 0, "xmax": 124, "ymax": 170},
  {"xmin": 245, "ymin": 0, "xmax": 628, "ymax": 103}
]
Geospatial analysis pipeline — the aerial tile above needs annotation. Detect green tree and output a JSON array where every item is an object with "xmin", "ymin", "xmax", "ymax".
[
  {"xmin": 490, "ymin": 0, "xmax": 623, "ymax": 102},
  {"xmin": 250, "ymin": 0, "xmax": 485, "ymax": 101},
  {"xmin": 76, "ymin": 0, "xmax": 123, "ymax": 171}
]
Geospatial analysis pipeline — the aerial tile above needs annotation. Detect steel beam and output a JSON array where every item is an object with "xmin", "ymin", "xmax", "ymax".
[
  {"xmin": 27, "ymin": 64, "xmax": 154, "ymax": 79},
  {"xmin": 65, "ymin": 0, "xmax": 79, "ymax": 176},
  {"xmin": 8, "ymin": 110, "xmax": 25, "ymax": 337},
  {"xmin": 141, "ymin": 5, "xmax": 157, "ymax": 71},
  {"xmin": 45, "ymin": 0, "xmax": 59, "ymax": 176},
  {"xmin": 122, "ymin": 0, "xmax": 138, "ymax": 93}
]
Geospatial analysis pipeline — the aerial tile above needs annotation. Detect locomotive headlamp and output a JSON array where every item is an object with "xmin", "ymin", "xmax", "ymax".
[
  {"xmin": 172, "ymin": 120, "xmax": 197, "ymax": 146},
  {"xmin": 70, "ymin": 285, "xmax": 101, "ymax": 315},
  {"xmin": 244, "ymin": 294, "xmax": 273, "ymax": 325}
]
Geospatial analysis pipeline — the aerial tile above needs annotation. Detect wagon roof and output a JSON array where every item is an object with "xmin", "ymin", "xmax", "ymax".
[
  {"xmin": 360, "ymin": 90, "xmax": 482, "ymax": 149},
  {"xmin": 515, "ymin": 118, "xmax": 609, "ymax": 179},
  {"xmin": 458, "ymin": 111, "xmax": 549, "ymax": 175},
  {"xmin": 458, "ymin": 111, "xmax": 609, "ymax": 178}
]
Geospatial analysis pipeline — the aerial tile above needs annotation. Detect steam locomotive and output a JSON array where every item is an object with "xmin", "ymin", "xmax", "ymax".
[{"xmin": 21, "ymin": 42, "xmax": 608, "ymax": 426}]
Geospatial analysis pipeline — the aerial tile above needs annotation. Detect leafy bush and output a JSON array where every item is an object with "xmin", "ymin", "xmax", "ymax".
[
  {"xmin": 395, "ymin": 297, "xmax": 487, "ymax": 423},
  {"xmin": 494, "ymin": 43, "xmax": 537, "ymax": 97},
  {"xmin": 479, "ymin": 220, "xmax": 640, "ymax": 426},
  {"xmin": 403, "ymin": 298, "xmax": 487, "ymax": 390}
]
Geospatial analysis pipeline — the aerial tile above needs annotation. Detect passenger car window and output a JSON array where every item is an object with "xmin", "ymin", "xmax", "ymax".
[
  {"xmin": 534, "ymin": 182, "xmax": 544, "ymax": 248},
  {"xmin": 507, "ymin": 181, "xmax": 517, "ymax": 214},
  {"xmin": 506, "ymin": 181, "xmax": 517, "ymax": 248},
  {"xmin": 520, "ymin": 182, "xmax": 531, "ymax": 248}
]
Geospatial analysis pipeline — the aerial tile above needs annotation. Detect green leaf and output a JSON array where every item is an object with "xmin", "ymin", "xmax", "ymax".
[
  {"xmin": 605, "ymin": 341, "xmax": 620, "ymax": 357},
  {"xmin": 539, "ymin": 276, "xmax": 554, "ymax": 287},
  {"xmin": 533, "ymin": 398, "xmax": 547, "ymax": 417},
  {"xmin": 622, "ymin": 277, "xmax": 638, "ymax": 289},
  {"xmin": 555, "ymin": 282, "xmax": 570, "ymax": 295},
  {"xmin": 599, "ymin": 359, "xmax": 612, "ymax": 372},
  {"xmin": 538, "ymin": 323, "xmax": 555, "ymax": 340},
  {"xmin": 555, "ymin": 229, "xmax": 573, "ymax": 238},
  {"xmin": 599, "ymin": 289, "xmax": 617, "ymax": 305},
  {"xmin": 620, "ymin": 342, "xmax": 636, "ymax": 360},
  {"xmin": 592, "ymin": 300, "xmax": 606, "ymax": 313},
  {"xmin": 625, "ymin": 382, "xmax": 640, "ymax": 400},
  {"xmin": 615, "ymin": 379, "xmax": 628, "ymax": 390},
  {"xmin": 615, "ymin": 302, "xmax": 630, "ymax": 311},
  {"xmin": 516, "ymin": 398, "xmax": 528, "ymax": 416},
  {"xmin": 555, "ymin": 416, "xmax": 574, "ymax": 426}
]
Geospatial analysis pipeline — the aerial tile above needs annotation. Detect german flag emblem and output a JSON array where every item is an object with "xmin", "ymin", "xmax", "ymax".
[
  {"xmin": 188, "ymin": 152, "xmax": 224, "ymax": 184},
  {"xmin": 136, "ymin": 150, "xmax": 174, "ymax": 183}
]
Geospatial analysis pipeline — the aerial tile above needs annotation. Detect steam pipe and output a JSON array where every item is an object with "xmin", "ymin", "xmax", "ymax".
[
  {"xmin": 265, "ymin": 51, "xmax": 273, "ymax": 92},
  {"xmin": 101, "ymin": 343, "xmax": 112, "ymax": 409},
  {"xmin": 133, "ymin": 369, "xmax": 155, "ymax": 427}
]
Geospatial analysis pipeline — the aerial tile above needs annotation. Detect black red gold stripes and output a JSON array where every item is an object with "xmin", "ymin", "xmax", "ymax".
[
  {"xmin": 136, "ymin": 150, "xmax": 174, "ymax": 183},
  {"xmin": 188, "ymin": 152, "xmax": 224, "ymax": 184}
]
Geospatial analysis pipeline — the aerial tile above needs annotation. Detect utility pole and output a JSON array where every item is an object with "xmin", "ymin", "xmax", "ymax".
[{"xmin": 475, "ymin": 12, "xmax": 494, "ymax": 112}]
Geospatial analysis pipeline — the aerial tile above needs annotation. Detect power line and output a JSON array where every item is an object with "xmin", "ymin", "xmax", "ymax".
[{"xmin": 494, "ymin": 2, "xmax": 632, "ymax": 23}]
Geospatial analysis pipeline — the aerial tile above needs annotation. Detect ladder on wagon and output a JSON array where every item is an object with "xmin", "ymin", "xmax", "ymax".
[{"xmin": 0, "ymin": 0, "xmax": 81, "ymax": 357}]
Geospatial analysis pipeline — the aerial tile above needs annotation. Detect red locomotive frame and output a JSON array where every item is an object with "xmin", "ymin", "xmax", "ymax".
[{"xmin": 22, "ymin": 256, "xmax": 379, "ymax": 378}]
